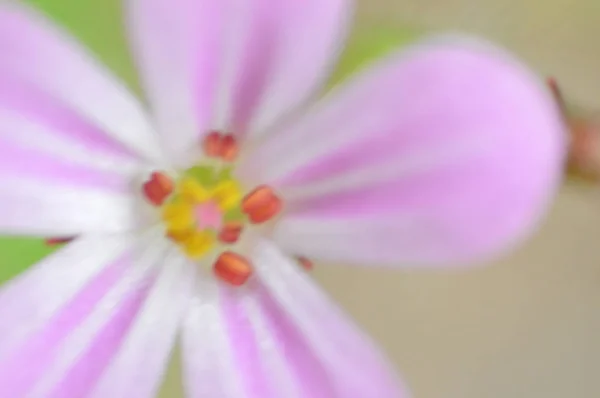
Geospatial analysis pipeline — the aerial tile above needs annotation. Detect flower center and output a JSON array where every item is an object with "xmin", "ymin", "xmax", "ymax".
[{"xmin": 141, "ymin": 132, "xmax": 283, "ymax": 286}]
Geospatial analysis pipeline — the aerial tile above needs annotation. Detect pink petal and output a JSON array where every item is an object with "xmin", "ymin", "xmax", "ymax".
[
  {"xmin": 182, "ymin": 242, "xmax": 408, "ymax": 398},
  {"xmin": 0, "ymin": 74, "xmax": 142, "ymax": 176},
  {"xmin": 0, "ymin": 82, "xmax": 148, "ymax": 235},
  {"xmin": 126, "ymin": 0, "xmax": 226, "ymax": 163},
  {"xmin": 0, "ymin": 232, "xmax": 170, "ymax": 397},
  {"xmin": 221, "ymin": 0, "xmax": 352, "ymax": 140},
  {"xmin": 0, "ymin": 236, "xmax": 133, "ymax": 359},
  {"xmin": 181, "ymin": 277, "xmax": 248, "ymax": 398},
  {"xmin": 127, "ymin": 0, "xmax": 350, "ymax": 164},
  {"xmin": 0, "ymin": 4, "xmax": 166, "ymax": 236},
  {"xmin": 0, "ymin": 115, "xmax": 145, "ymax": 234},
  {"xmin": 0, "ymin": 3, "xmax": 163, "ymax": 163},
  {"xmin": 89, "ymin": 252, "xmax": 193, "ymax": 398},
  {"xmin": 242, "ymin": 36, "xmax": 565, "ymax": 266}
]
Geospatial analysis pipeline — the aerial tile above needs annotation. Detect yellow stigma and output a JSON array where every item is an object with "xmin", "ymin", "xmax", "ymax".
[
  {"xmin": 159, "ymin": 166, "xmax": 244, "ymax": 259},
  {"xmin": 212, "ymin": 180, "xmax": 243, "ymax": 211}
]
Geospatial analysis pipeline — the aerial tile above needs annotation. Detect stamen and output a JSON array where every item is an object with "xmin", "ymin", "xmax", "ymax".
[
  {"xmin": 183, "ymin": 231, "xmax": 215, "ymax": 259},
  {"xmin": 45, "ymin": 237, "xmax": 75, "ymax": 246},
  {"xmin": 212, "ymin": 180, "xmax": 242, "ymax": 211},
  {"xmin": 154, "ymin": 161, "xmax": 283, "ymax": 287},
  {"xmin": 220, "ymin": 134, "xmax": 239, "ymax": 162},
  {"xmin": 213, "ymin": 251, "xmax": 253, "ymax": 286},
  {"xmin": 218, "ymin": 221, "xmax": 243, "ymax": 244},
  {"xmin": 166, "ymin": 229, "xmax": 192, "ymax": 243},
  {"xmin": 241, "ymin": 185, "xmax": 282, "ymax": 224},
  {"xmin": 179, "ymin": 178, "xmax": 210, "ymax": 202},
  {"xmin": 201, "ymin": 131, "xmax": 239, "ymax": 162},
  {"xmin": 547, "ymin": 76, "xmax": 566, "ymax": 114},
  {"xmin": 202, "ymin": 131, "xmax": 223, "ymax": 158},
  {"xmin": 297, "ymin": 256, "xmax": 314, "ymax": 271},
  {"xmin": 143, "ymin": 171, "xmax": 174, "ymax": 206},
  {"xmin": 162, "ymin": 201, "xmax": 194, "ymax": 232}
]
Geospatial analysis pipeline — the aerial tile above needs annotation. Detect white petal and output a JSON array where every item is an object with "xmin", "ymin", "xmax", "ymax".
[
  {"xmin": 215, "ymin": 0, "xmax": 352, "ymax": 140},
  {"xmin": 238, "ymin": 290, "xmax": 306, "ymax": 398},
  {"xmin": 127, "ymin": 0, "xmax": 351, "ymax": 166},
  {"xmin": 0, "ymin": 107, "xmax": 143, "ymax": 176},
  {"xmin": 90, "ymin": 251, "xmax": 194, "ymax": 398},
  {"xmin": 181, "ymin": 277, "xmax": 247, "ymax": 398},
  {"xmin": 0, "ymin": 234, "xmax": 137, "ymax": 359},
  {"xmin": 127, "ymin": 0, "xmax": 226, "ymax": 164},
  {"xmin": 25, "ymin": 235, "xmax": 169, "ymax": 397},
  {"xmin": 0, "ymin": 230, "xmax": 168, "ymax": 396},
  {"xmin": 0, "ymin": 176, "xmax": 142, "ymax": 236},
  {"xmin": 252, "ymin": 240, "xmax": 410, "ymax": 397},
  {"xmin": 182, "ymin": 273, "xmax": 307, "ymax": 398},
  {"xmin": 182, "ymin": 240, "xmax": 409, "ymax": 398}
]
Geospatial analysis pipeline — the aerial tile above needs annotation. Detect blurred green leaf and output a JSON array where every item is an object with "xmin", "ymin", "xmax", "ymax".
[
  {"xmin": 0, "ymin": 237, "xmax": 57, "ymax": 283},
  {"xmin": 329, "ymin": 26, "xmax": 419, "ymax": 87}
]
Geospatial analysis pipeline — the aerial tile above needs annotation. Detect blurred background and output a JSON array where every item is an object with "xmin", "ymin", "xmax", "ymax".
[{"xmin": 2, "ymin": 0, "xmax": 599, "ymax": 397}]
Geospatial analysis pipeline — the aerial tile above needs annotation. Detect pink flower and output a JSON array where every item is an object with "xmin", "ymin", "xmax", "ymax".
[{"xmin": 0, "ymin": 0, "xmax": 564, "ymax": 397}]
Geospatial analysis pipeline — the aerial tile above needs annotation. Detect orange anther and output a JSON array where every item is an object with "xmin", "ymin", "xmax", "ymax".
[
  {"xmin": 297, "ymin": 256, "xmax": 314, "ymax": 271},
  {"xmin": 142, "ymin": 171, "xmax": 174, "ymax": 206},
  {"xmin": 202, "ymin": 131, "xmax": 239, "ymax": 162},
  {"xmin": 241, "ymin": 185, "xmax": 282, "ymax": 224},
  {"xmin": 213, "ymin": 251, "xmax": 253, "ymax": 286},
  {"xmin": 202, "ymin": 131, "xmax": 222, "ymax": 158},
  {"xmin": 218, "ymin": 221, "xmax": 243, "ymax": 244},
  {"xmin": 45, "ymin": 237, "xmax": 75, "ymax": 246},
  {"xmin": 219, "ymin": 134, "xmax": 239, "ymax": 162}
]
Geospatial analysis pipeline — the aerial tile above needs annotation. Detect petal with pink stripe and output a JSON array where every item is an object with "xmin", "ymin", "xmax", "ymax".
[
  {"xmin": 244, "ymin": 36, "xmax": 565, "ymax": 267},
  {"xmin": 181, "ymin": 242, "xmax": 408, "ymax": 398},
  {"xmin": 127, "ymin": 0, "xmax": 351, "ymax": 165},
  {"xmin": 0, "ymin": 3, "xmax": 163, "ymax": 163},
  {"xmin": 0, "ymin": 231, "xmax": 172, "ymax": 397},
  {"xmin": 89, "ymin": 251, "xmax": 194, "ymax": 398}
]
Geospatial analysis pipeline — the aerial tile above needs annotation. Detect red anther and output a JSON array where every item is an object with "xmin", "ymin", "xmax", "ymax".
[
  {"xmin": 45, "ymin": 237, "xmax": 75, "ymax": 246},
  {"xmin": 202, "ymin": 131, "xmax": 222, "ymax": 158},
  {"xmin": 202, "ymin": 131, "xmax": 239, "ymax": 162},
  {"xmin": 241, "ymin": 185, "xmax": 282, "ymax": 224},
  {"xmin": 219, "ymin": 134, "xmax": 239, "ymax": 162},
  {"xmin": 213, "ymin": 251, "xmax": 253, "ymax": 286},
  {"xmin": 297, "ymin": 256, "xmax": 313, "ymax": 271},
  {"xmin": 218, "ymin": 221, "xmax": 243, "ymax": 244},
  {"xmin": 142, "ymin": 171, "xmax": 174, "ymax": 206}
]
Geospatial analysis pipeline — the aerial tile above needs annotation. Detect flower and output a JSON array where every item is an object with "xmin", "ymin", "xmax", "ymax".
[{"xmin": 0, "ymin": 0, "xmax": 564, "ymax": 397}]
